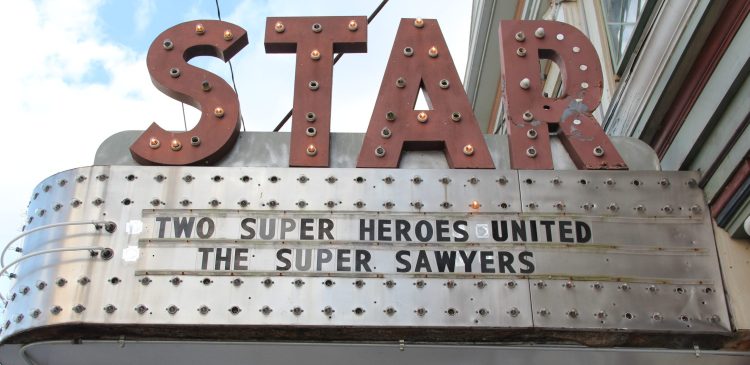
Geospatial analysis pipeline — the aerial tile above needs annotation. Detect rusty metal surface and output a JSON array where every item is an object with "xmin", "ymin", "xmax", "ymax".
[
  {"xmin": 130, "ymin": 20, "xmax": 248, "ymax": 166},
  {"xmin": 498, "ymin": 20, "xmax": 627, "ymax": 170},
  {"xmin": 265, "ymin": 17, "xmax": 368, "ymax": 167},
  {"xmin": 357, "ymin": 19, "xmax": 494, "ymax": 169}
]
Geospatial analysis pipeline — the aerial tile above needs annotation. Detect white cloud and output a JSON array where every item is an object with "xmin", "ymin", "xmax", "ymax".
[{"xmin": 134, "ymin": 0, "xmax": 156, "ymax": 33}]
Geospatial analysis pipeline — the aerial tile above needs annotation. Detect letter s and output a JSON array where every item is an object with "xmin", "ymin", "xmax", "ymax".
[{"xmin": 130, "ymin": 20, "xmax": 249, "ymax": 165}]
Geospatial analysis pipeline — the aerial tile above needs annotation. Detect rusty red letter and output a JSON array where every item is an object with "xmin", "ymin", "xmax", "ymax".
[
  {"xmin": 499, "ymin": 20, "xmax": 627, "ymax": 170},
  {"xmin": 131, "ymin": 20, "xmax": 248, "ymax": 165},
  {"xmin": 357, "ymin": 18, "xmax": 494, "ymax": 169},
  {"xmin": 265, "ymin": 16, "xmax": 368, "ymax": 167}
]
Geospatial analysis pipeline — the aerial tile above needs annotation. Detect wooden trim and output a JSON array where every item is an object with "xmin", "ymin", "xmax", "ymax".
[
  {"xmin": 651, "ymin": 0, "xmax": 750, "ymax": 159},
  {"xmin": 710, "ymin": 156, "xmax": 750, "ymax": 219}
]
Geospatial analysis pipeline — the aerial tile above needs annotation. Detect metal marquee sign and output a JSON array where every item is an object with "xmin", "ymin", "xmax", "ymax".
[{"xmin": 0, "ymin": 15, "xmax": 733, "ymax": 355}]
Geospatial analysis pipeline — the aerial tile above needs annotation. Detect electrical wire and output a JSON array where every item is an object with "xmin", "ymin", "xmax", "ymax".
[
  {"xmin": 0, "ymin": 246, "xmax": 105, "ymax": 304},
  {"xmin": 273, "ymin": 0, "xmax": 390, "ymax": 132},
  {"xmin": 0, "ymin": 220, "xmax": 111, "ymax": 268}
]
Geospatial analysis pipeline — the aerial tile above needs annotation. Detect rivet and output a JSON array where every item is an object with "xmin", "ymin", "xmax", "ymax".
[
  {"xmin": 522, "ymin": 111, "xmax": 533, "ymax": 121},
  {"xmin": 354, "ymin": 279, "xmax": 366, "ymax": 288},
  {"xmin": 519, "ymin": 78, "xmax": 531, "ymax": 89},
  {"xmin": 690, "ymin": 205, "xmax": 702, "ymax": 214},
  {"xmin": 507, "ymin": 280, "xmax": 517, "ymax": 288},
  {"xmin": 263, "ymin": 278, "xmax": 274, "ymax": 287},
  {"xmin": 381, "ymin": 127, "xmax": 392, "ymax": 139},
  {"xmin": 30, "ymin": 309, "xmax": 41, "ymax": 318},
  {"xmin": 573, "ymin": 119, "xmax": 582, "ymax": 125},
  {"xmin": 135, "ymin": 304, "xmax": 148, "ymax": 315},
  {"xmin": 325, "ymin": 200, "xmax": 336, "ymax": 208},
  {"xmin": 595, "ymin": 310, "xmax": 607, "ymax": 320},
  {"xmin": 620, "ymin": 283, "xmax": 631, "ymax": 291},
  {"xmin": 534, "ymin": 27, "xmax": 545, "ymax": 38},
  {"xmin": 56, "ymin": 278, "xmax": 67, "ymax": 287},
  {"xmin": 353, "ymin": 307, "xmax": 366, "ymax": 315},
  {"xmin": 439, "ymin": 79, "xmax": 450, "ymax": 89},
  {"xmin": 223, "ymin": 29, "xmax": 233, "ymax": 41},
  {"xmin": 445, "ymin": 280, "xmax": 457, "ymax": 289},
  {"xmin": 169, "ymin": 67, "xmax": 180, "ymax": 78},
  {"xmin": 516, "ymin": 47, "xmax": 527, "ymax": 57},
  {"xmin": 231, "ymin": 278, "xmax": 243, "ymax": 286},
  {"xmin": 414, "ymin": 18, "xmax": 424, "ymax": 28},
  {"xmin": 385, "ymin": 307, "xmax": 397, "ymax": 316},
  {"xmin": 140, "ymin": 277, "xmax": 152, "ymax": 285},
  {"xmin": 311, "ymin": 23, "xmax": 322, "ymax": 33},
  {"xmin": 428, "ymin": 46, "xmax": 438, "ymax": 58},
  {"xmin": 306, "ymin": 127, "xmax": 317, "ymax": 137},
  {"xmin": 579, "ymin": 64, "xmax": 588, "ymax": 71},
  {"xmin": 526, "ymin": 129, "xmax": 537, "ymax": 139},
  {"xmin": 78, "ymin": 276, "xmax": 90, "ymax": 285},
  {"xmin": 568, "ymin": 309, "xmax": 579, "ymax": 318},
  {"xmin": 536, "ymin": 281, "xmax": 547, "ymax": 289},
  {"xmin": 605, "ymin": 178, "xmax": 615, "ymax": 186},
  {"xmin": 104, "ymin": 304, "xmax": 117, "ymax": 314},
  {"xmin": 403, "ymin": 47, "xmax": 414, "ymax": 57},
  {"xmin": 648, "ymin": 285, "xmax": 658, "ymax": 293},
  {"xmin": 659, "ymin": 178, "xmax": 671, "ymax": 187},
  {"xmin": 463, "ymin": 144, "xmax": 475, "ymax": 156},
  {"xmin": 526, "ymin": 147, "xmax": 537, "ymax": 158},
  {"xmin": 415, "ymin": 308, "xmax": 427, "ymax": 316},
  {"xmin": 635, "ymin": 204, "xmax": 646, "ymax": 213},
  {"xmin": 687, "ymin": 178, "xmax": 698, "ymax": 188},
  {"xmin": 162, "ymin": 39, "xmax": 174, "ymax": 50},
  {"xmin": 261, "ymin": 306, "xmax": 272, "ymax": 315},
  {"xmin": 354, "ymin": 201, "xmax": 365, "ymax": 208},
  {"xmin": 593, "ymin": 146, "xmax": 604, "ymax": 157},
  {"xmin": 573, "ymin": 46, "xmax": 581, "ymax": 53},
  {"xmin": 73, "ymin": 304, "xmax": 86, "ymax": 314},
  {"xmin": 451, "ymin": 112, "xmax": 462, "ymax": 122},
  {"xmin": 296, "ymin": 200, "xmax": 307, "ymax": 208},
  {"xmin": 229, "ymin": 306, "xmax": 241, "ymax": 315},
  {"xmin": 214, "ymin": 107, "xmax": 225, "ymax": 118},
  {"xmin": 412, "ymin": 176, "xmax": 423, "ymax": 184},
  {"xmin": 469, "ymin": 177, "xmax": 479, "ymax": 185},
  {"xmin": 166, "ymin": 305, "xmax": 179, "ymax": 315},
  {"xmin": 509, "ymin": 307, "xmax": 520, "ymax": 317},
  {"xmin": 662, "ymin": 205, "xmax": 673, "ymax": 214},
  {"xmin": 607, "ymin": 203, "xmax": 619, "ymax": 212},
  {"xmin": 538, "ymin": 308, "xmax": 550, "ymax": 316},
  {"xmin": 15, "ymin": 314, "xmax": 24, "ymax": 323},
  {"xmin": 554, "ymin": 201, "xmax": 565, "ymax": 210},
  {"xmin": 446, "ymin": 308, "xmax": 458, "ymax": 316},
  {"xmin": 385, "ymin": 279, "xmax": 396, "ymax": 288},
  {"xmin": 652, "ymin": 312, "xmax": 663, "ymax": 321},
  {"xmin": 292, "ymin": 307, "xmax": 304, "ymax": 316},
  {"xmin": 417, "ymin": 112, "xmax": 428, "ymax": 123},
  {"xmin": 348, "ymin": 20, "xmax": 359, "ymax": 31},
  {"xmin": 396, "ymin": 77, "xmax": 406, "ymax": 88},
  {"xmin": 195, "ymin": 23, "xmax": 205, "ymax": 35},
  {"xmin": 170, "ymin": 139, "xmax": 182, "ymax": 151},
  {"xmin": 386, "ymin": 111, "xmax": 397, "ymax": 121},
  {"xmin": 310, "ymin": 49, "xmax": 321, "ymax": 60},
  {"xmin": 514, "ymin": 31, "xmax": 525, "ymax": 41},
  {"xmin": 322, "ymin": 306, "xmax": 335, "ymax": 316},
  {"xmin": 198, "ymin": 305, "xmax": 210, "ymax": 315},
  {"xmin": 593, "ymin": 282, "xmax": 603, "ymax": 290},
  {"xmin": 170, "ymin": 277, "xmax": 182, "ymax": 286},
  {"xmin": 292, "ymin": 279, "xmax": 305, "ymax": 287},
  {"xmin": 415, "ymin": 280, "xmax": 426, "ymax": 288},
  {"xmin": 180, "ymin": 199, "xmax": 191, "ymax": 207},
  {"xmin": 274, "ymin": 22, "xmax": 285, "ymax": 33},
  {"xmin": 308, "ymin": 80, "xmax": 319, "ymax": 91},
  {"xmin": 51, "ymin": 306, "xmax": 62, "ymax": 315},
  {"xmin": 190, "ymin": 136, "xmax": 201, "ymax": 146},
  {"xmin": 581, "ymin": 82, "xmax": 589, "ymax": 89},
  {"xmin": 20, "ymin": 286, "xmax": 30, "ymax": 295},
  {"xmin": 305, "ymin": 144, "xmax": 317, "ymax": 156},
  {"xmin": 564, "ymin": 281, "xmax": 575, "ymax": 289}
]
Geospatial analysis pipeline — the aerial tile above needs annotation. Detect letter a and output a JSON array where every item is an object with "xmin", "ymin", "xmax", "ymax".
[{"xmin": 357, "ymin": 18, "xmax": 494, "ymax": 168}]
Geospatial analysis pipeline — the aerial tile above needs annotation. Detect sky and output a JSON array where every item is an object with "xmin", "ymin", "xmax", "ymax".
[{"xmin": 0, "ymin": 1, "xmax": 473, "ymax": 267}]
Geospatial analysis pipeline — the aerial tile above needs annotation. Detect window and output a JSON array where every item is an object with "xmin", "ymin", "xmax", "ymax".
[{"xmin": 601, "ymin": 0, "xmax": 650, "ymax": 72}]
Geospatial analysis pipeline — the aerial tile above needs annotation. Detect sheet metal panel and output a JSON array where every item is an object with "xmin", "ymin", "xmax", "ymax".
[{"xmin": 0, "ymin": 165, "xmax": 731, "ymax": 344}]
